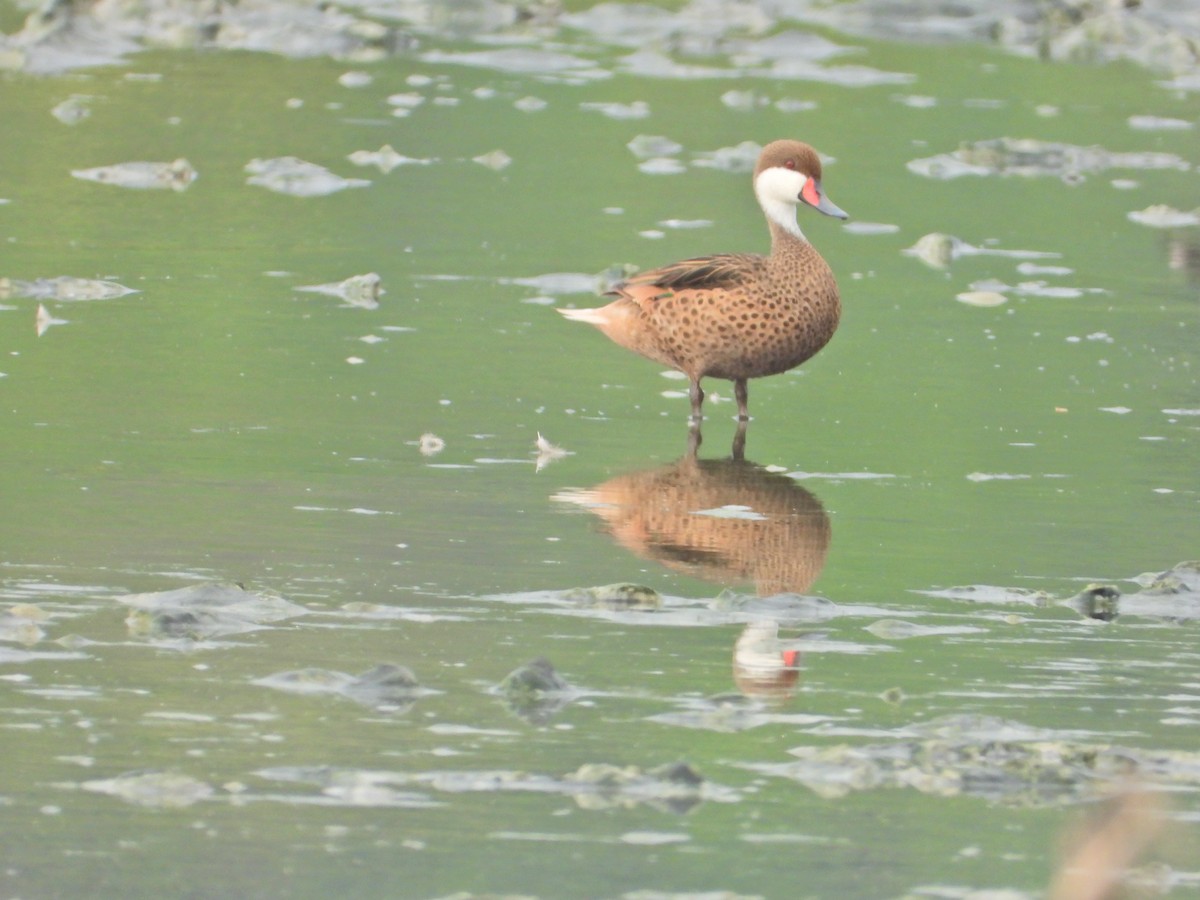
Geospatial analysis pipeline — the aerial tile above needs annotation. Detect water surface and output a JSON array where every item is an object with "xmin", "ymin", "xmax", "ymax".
[{"xmin": 1, "ymin": 3, "xmax": 1198, "ymax": 897}]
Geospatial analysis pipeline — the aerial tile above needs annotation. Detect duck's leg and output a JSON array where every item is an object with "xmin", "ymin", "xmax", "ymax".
[
  {"xmin": 687, "ymin": 419, "xmax": 703, "ymax": 458},
  {"xmin": 731, "ymin": 419, "xmax": 747, "ymax": 461},
  {"xmin": 734, "ymin": 378, "xmax": 749, "ymax": 421},
  {"xmin": 688, "ymin": 377, "xmax": 705, "ymax": 422}
]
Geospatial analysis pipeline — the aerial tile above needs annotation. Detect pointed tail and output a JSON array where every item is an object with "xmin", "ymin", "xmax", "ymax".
[{"xmin": 557, "ymin": 306, "xmax": 610, "ymax": 326}]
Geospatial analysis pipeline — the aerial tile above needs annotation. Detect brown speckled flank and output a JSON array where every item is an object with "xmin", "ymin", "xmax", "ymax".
[{"xmin": 559, "ymin": 139, "xmax": 847, "ymax": 422}]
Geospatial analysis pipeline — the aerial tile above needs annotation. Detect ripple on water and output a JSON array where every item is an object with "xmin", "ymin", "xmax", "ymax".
[
  {"xmin": 908, "ymin": 137, "xmax": 1191, "ymax": 180},
  {"xmin": 419, "ymin": 48, "xmax": 610, "ymax": 82},
  {"xmin": 0, "ymin": 276, "xmax": 138, "ymax": 302},
  {"xmin": 245, "ymin": 156, "xmax": 370, "ymax": 197},
  {"xmin": 253, "ymin": 664, "xmax": 433, "ymax": 711},
  {"xmin": 1128, "ymin": 205, "xmax": 1200, "ymax": 228},
  {"xmin": 294, "ymin": 272, "xmax": 382, "ymax": 309},
  {"xmin": 742, "ymin": 712, "xmax": 1200, "ymax": 806},
  {"xmin": 253, "ymin": 761, "xmax": 736, "ymax": 812},
  {"xmin": 71, "ymin": 159, "xmax": 197, "ymax": 190}
]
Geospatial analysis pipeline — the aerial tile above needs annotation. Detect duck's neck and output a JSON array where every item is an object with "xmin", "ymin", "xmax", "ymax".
[{"xmin": 766, "ymin": 216, "xmax": 810, "ymax": 256}]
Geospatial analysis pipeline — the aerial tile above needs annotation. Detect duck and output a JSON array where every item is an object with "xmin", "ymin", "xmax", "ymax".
[{"xmin": 558, "ymin": 139, "xmax": 847, "ymax": 422}]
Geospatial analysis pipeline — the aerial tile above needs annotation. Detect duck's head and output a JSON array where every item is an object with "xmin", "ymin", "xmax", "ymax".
[{"xmin": 753, "ymin": 139, "xmax": 847, "ymax": 236}]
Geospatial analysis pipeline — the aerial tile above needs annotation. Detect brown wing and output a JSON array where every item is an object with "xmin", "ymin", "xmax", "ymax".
[{"xmin": 611, "ymin": 253, "xmax": 765, "ymax": 297}]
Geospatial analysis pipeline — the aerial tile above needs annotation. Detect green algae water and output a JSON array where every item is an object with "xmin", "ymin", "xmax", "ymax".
[{"xmin": 1, "ymin": 3, "xmax": 1198, "ymax": 897}]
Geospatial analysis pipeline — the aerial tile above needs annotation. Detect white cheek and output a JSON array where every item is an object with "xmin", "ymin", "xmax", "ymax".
[
  {"xmin": 754, "ymin": 167, "xmax": 805, "ymax": 206},
  {"xmin": 753, "ymin": 167, "xmax": 807, "ymax": 238}
]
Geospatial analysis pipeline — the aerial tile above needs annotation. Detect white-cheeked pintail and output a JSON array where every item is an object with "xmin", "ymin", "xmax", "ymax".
[{"xmin": 559, "ymin": 139, "xmax": 847, "ymax": 422}]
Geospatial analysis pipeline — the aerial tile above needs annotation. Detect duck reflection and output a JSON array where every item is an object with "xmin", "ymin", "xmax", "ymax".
[
  {"xmin": 555, "ymin": 432, "xmax": 830, "ymax": 698},
  {"xmin": 556, "ymin": 446, "xmax": 829, "ymax": 594},
  {"xmin": 732, "ymin": 620, "xmax": 803, "ymax": 699},
  {"xmin": 1166, "ymin": 234, "xmax": 1200, "ymax": 282}
]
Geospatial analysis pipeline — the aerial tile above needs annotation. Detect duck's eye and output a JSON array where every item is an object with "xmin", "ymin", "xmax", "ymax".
[{"xmin": 784, "ymin": 159, "xmax": 796, "ymax": 170}]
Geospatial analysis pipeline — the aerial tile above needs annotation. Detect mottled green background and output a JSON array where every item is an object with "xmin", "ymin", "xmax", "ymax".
[{"xmin": 1, "ymin": 6, "xmax": 1198, "ymax": 898}]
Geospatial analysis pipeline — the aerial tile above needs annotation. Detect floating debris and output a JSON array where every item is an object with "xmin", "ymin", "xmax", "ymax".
[
  {"xmin": 1123, "ymin": 561, "xmax": 1200, "ymax": 620},
  {"xmin": 337, "ymin": 601, "xmax": 469, "ymax": 623},
  {"xmin": 955, "ymin": 290, "xmax": 1008, "ymax": 308},
  {"xmin": 914, "ymin": 585, "xmax": 1052, "ymax": 607},
  {"xmin": 894, "ymin": 93, "xmax": 938, "ymax": 108},
  {"xmin": 482, "ymin": 585, "xmax": 893, "ymax": 637},
  {"xmin": 562, "ymin": 1, "xmax": 770, "ymax": 47},
  {"xmin": 561, "ymin": 583, "xmax": 661, "ymax": 610},
  {"xmin": 337, "ymin": 70, "xmax": 372, "ymax": 88},
  {"xmin": 864, "ymin": 619, "xmax": 986, "ymax": 639},
  {"xmin": 0, "ymin": 276, "xmax": 138, "ymax": 301},
  {"xmin": 904, "ymin": 232, "xmax": 1061, "ymax": 268},
  {"xmin": 880, "ymin": 687, "xmax": 905, "ymax": 705},
  {"xmin": 965, "ymin": 277, "xmax": 1101, "ymax": 299},
  {"xmin": 1128, "ymin": 115, "xmax": 1194, "ymax": 131},
  {"xmin": 472, "ymin": 149, "xmax": 512, "ymax": 171},
  {"xmin": 649, "ymin": 692, "xmax": 828, "ymax": 733},
  {"xmin": 534, "ymin": 432, "xmax": 572, "ymax": 471},
  {"xmin": 4, "ymin": 0, "xmax": 1195, "ymax": 82},
  {"xmin": 257, "ymin": 760, "xmax": 734, "ymax": 813},
  {"xmin": 513, "ymin": 95, "xmax": 547, "ymax": 112},
  {"xmin": 1017, "ymin": 261, "xmax": 1073, "ymax": 276},
  {"xmin": 1062, "ymin": 584, "xmax": 1120, "ymax": 622},
  {"xmin": 252, "ymin": 663, "xmax": 427, "ymax": 710},
  {"xmin": 119, "ymin": 581, "xmax": 308, "ymax": 642},
  {"xmin": 1135, "ymin": 560, "xmax": 1200, "ymax": 592},
  {"xmin": 384, "ymin": 91, "xmax": 425, "ymax": 116},
  {"xmin": 659, "ymin": 218, "xmax": 712, "ymax": 230},
  {"xmin": 252, "ymin": 766, "xmax": 442, "ymax": 808},
  {"xmin": 245, "ymin": 156, "xmax": 369, "ymax": 197},
  {"xmin": 0, "ymin": 644, "xmax": 87, "ymax": 664},
  {"xmin": 711, "ymin": 592, "xmax": 883, "ymax": 624},
  {"xmin": 746, "ymin": 713, "xmax": 1200, "ymax": 806},
  {"xmin": 71, "ymin": 158, "xmax": 197, "ymax": 190},
  {"xmin": 771, "ymin": 59, "xmax": 915, "ymax": 87},
  {"xmin": 908, "ymin": 138, "xmax": 1190, "ymax": 181},
  {"xmin": 504, "ymin": 268, "xmax": 635, "ymax": 295},
  {"xmin": 638, "ymin": 157, "xmax": 686, "ymax": 175},
  {"xmin": 616, "ymin": 48, "xmax": 738, "ymax": 79},
  {"xmin": 496, "ymin": 657, "xmax": 574, "ymax": 724},
  {"xmin": 294, "ymin": 272, "xmax": 382, "ymax": 309},
  {"xmin": 50, "ymin": 94, "xmax": 94, "ymax": 124},
  {"xmin": 919, "ymin": 566, "xmax": 1200, "ymax": 623},
  {"xmin": 782, "ymin": 0, "xmax": 1200, "ymax": 77},
  {"xmin": 580, "ymin": 100, "xmax": 649, "ymax": 119},
  {"xmin": 0, "ymin": 605, "xmax": 47, "ymax": 644},
  {"xmin": 842, "ymin": 221, "xmax": 899, "ymax": 235},
  {"xmin": 692, "ymin": 141, "xmax": 762, "ymax": 173},
  {"xmin": 0, "ymin": 0, "xmax": 406, "ymax": 74},
  {"xmin": 418, "ymin": 432, "xmax": 446, "ymax": 456},
  {"xmin": 786, "ymin": 469, "xmax": 897, "ymax": 481},
  {"xmin": 81, "ymin": 771, "xmax": 214, "ymax": 808},
  {"xmin": 720, "ymin": 88, "xmax": 766, "ymax": 111},
  {"xmin": 346, "ymin": 144, "xmax": 433, "ymax": 173},
  {"xmin": 420, "ymin": 46, "xmax": 608, "ymax": 81},
  {"xmin": 563, "ymin": 761, "xmax": 721, "ymax": 814},
  {"xmin": 776, "ymin": 97, "xmax": 819, "ymax": 112},
  {"xmin": 626, "ymin": 134, "xmax": 682, "ymax": 159},
  {"xmin": 905, "ymin": 232, "xmax": 961, "ymax": 268},
  {"xmin": 35, "ymin": 303, "xmax": 67, "ymax": 336},
  {"xmin": 1127, "ymin": 205, "xmax": 1200, "ymax": 228},
  {"xmin": 498, "ymin": 656, "xmax": 571, "ymax": 696}
]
